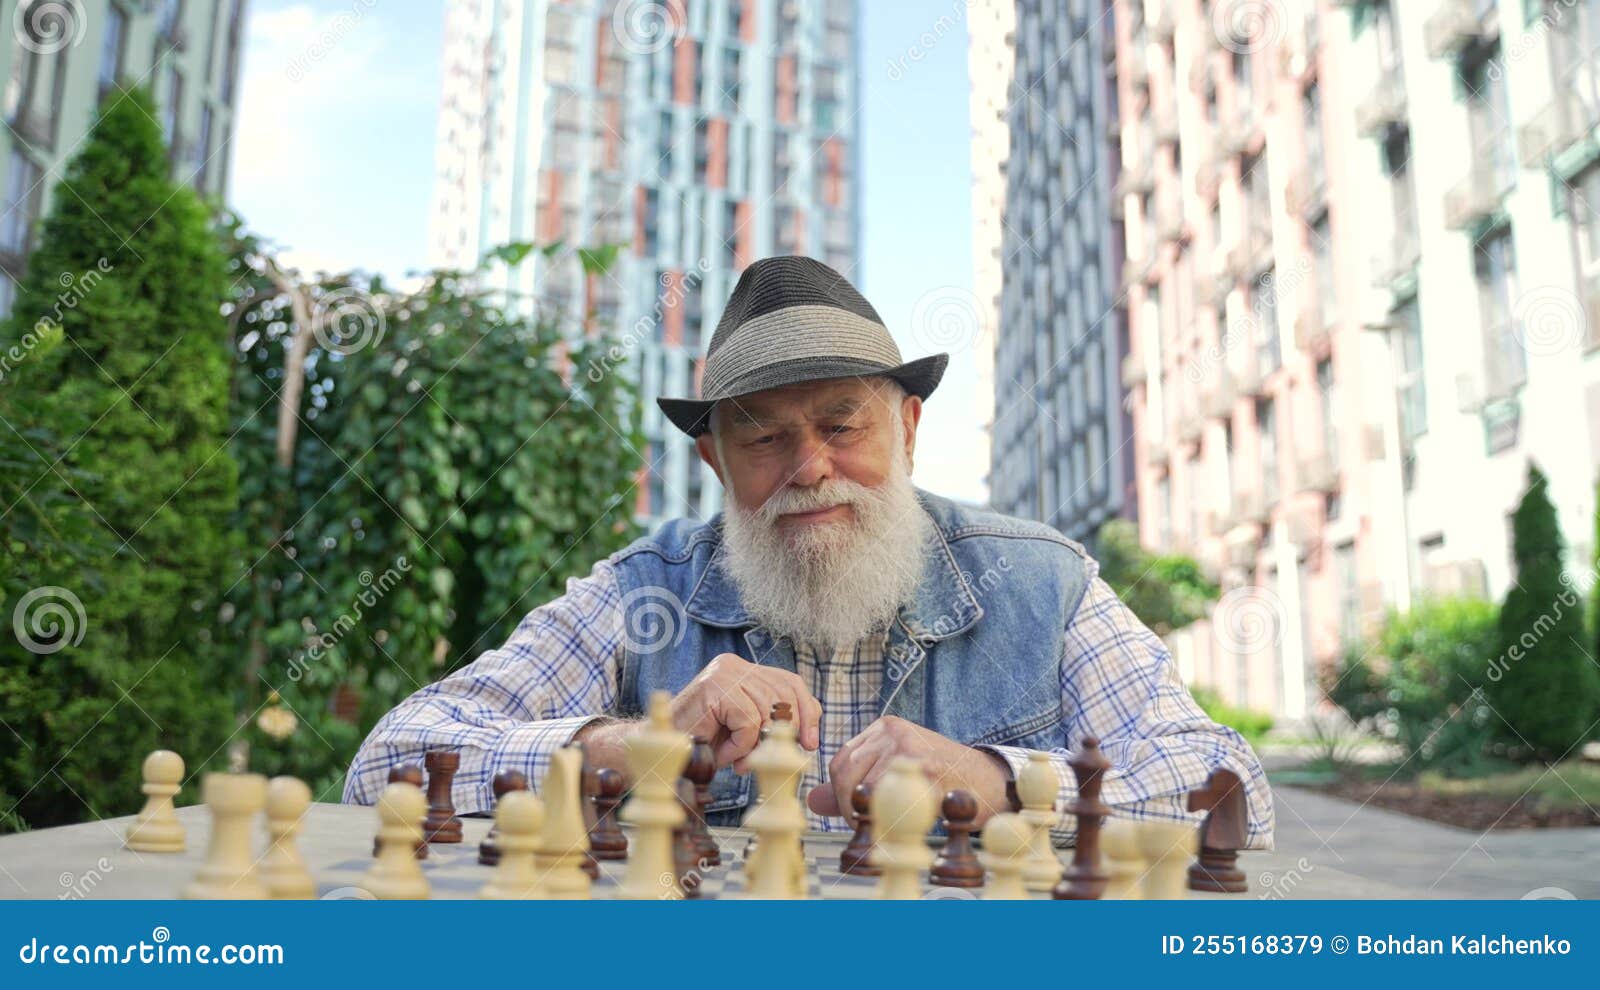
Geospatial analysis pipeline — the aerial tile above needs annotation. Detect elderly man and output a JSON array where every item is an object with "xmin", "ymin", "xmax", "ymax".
[{"xmin": 345, "ymin": 256, "xmax": 1274, "ymax": 848}]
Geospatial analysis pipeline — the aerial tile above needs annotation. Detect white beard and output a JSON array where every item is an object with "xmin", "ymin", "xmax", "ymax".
[{"xmin": 719, "ymin": 445, "xmax": 931, "ymax": 651}]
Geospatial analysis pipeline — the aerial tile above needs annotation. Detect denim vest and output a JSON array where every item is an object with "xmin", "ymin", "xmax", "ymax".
[{"xmin": 607, "ymin": 489, "xmax": 1091, "ymax": 826}]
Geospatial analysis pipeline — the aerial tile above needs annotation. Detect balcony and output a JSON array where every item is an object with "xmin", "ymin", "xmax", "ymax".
[
  {"xmin": 1128, "ymin": 54, "xmax": 1150, "ymax": 91},
  {"xmin": 1279, "ymin": 6, "xmax": 1320, "ymax": 83},
  {"xmin": 1121, "ymin": 353, "xmax": 1146, "ymax": 389},
  {"xmin": 1232, "ymin": 352, "xmax": 1266, "ymax": 396},
  {"xmin": 1225, "ymin": 530, "xmax": 1259, "ymax": 569},
  {"xmin": 1145, "ymin": 435, "xmax": 1171, "ymax": 467},
  {"xmin": 1202, "ymin": 369, "xmax": 1237, "ymax": 418},
  {"xmin": 1150, "ymin": 2, "xmax": 1176, "ymax": 44},
  {"xmin": 1296, "ymin": 451, "xmax": 1340, "ymax": 494},
  {"xmin": 1228, "ymin": 490, "xmax": 1269, "ymax": 529},
  {"xmin": 1370, "ymin": 226, "xmax": 1421, "ymax": 290},
  {"xmin": 1295, "ymin": 305, "xmax": 1331, "ymax": 355},
  {"xmin": 1155, "ymin": 197, "xmax": 1186, "ymax": 244},
  {"xmin": 1153, "ymin": 105, "xmax": 1180, "ymax": 146},
  {"xmin": 1518, "ymin": 89, "xmax": 1600, "ymax": 168},
  {"xmin": 1195, "ymin": 157, "xmax": 1220, "ymax": 201},
  {"xmin": 1443, "ymin": 161, "xmax": 1513, "ymax": 230},
  {"xmin": 1116, "ymin": 160, "xmax": 1155, "ymax": 198},
  {"xmin": 1119, "ymin": 248, "xmax": 1157, "ymax": 293},
  {"xmin": 1285, "ymin": 502, "xmax": 1320, "ymax": 550},
  {"xmin": 1423, "ymin": 0, "xmax": 1496, "ymax": 61},
  {"xmin": 1217, "ymin": 113, "xmax": 1262, "ymax": 158},
  {"xmin": 1285, "ymin": 165, "xmax": 1327, "ymax": 219},
  {"xmin": 1355, "ymin": 73, "xmax": 1408, "ymax": 138},
  {"xmin": 1176, "ymin": 414, "xmax": 1204, "ymax": 444},
  {"xmin": 1423, "ymin": 559, "xmax": 1488, "ymax": 599}
]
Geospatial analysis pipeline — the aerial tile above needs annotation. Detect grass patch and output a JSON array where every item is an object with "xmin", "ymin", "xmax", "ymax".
[{"xmin": 1417, "ymin": 760, "xmax": 1600, "ymax": 812}]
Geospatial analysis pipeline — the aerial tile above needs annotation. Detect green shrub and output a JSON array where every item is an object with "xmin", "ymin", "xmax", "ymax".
[
  {"xmin": 1327, "ymin": 597, "xmax": 1500, "ymax": 774},
  {"xmin": 1189, "ymin": 685, "xmax": 1274, "ymax": 746},
  {"xmin": 1096, "ymin": 519, "xmax": 1218, "ymax": 634}
]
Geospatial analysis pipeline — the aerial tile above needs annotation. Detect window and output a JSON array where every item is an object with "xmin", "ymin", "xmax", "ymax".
[
  {"xmin": 162, "ymin": 66, "xmax": 183, "ymax": 141},
  {"xmin": 1312, "ymin": 214, "xmax": 1335, "ymax": 329},
  {"xmin": 1316, "ymin": 357, "xmax": 1339, "ymax": 469},
  {"xmin": 1241, "ymin": 152, "xmax": 1271, "ymax": 252},
  {"xmin": 0, "ymin": 274, "xmax": 14, "ymax": 320},
  {"xmin": 1373, "ymin": 0, "xmax": 1403, "ymax": 75},
  {"xmin": 1383, "ymin": 128, "xmax": 1419, "ymax": 262},
  {"xmin": 1303, "ymin": 82, "xmax": 1324, "ymax": 190},
  {"xmin": 194, "ymin": 105, "xmax": 214, "ymax": 190},
  {"xmin": 1473, "ymin": 227, "xmax": 1525, "ymax": 398},
  {"xmin": 1393, "ymin": 298, "xmax": 1427, "ymax": 443},
  {"xmin": 642, "ymin": 187, "xmax": 661, "ymax": 256},
  {"xmin": 1461, "ymin": 47, "xmax": 1516, "ymax": 194},
  {"xmin": 1, "ymin": 150, "xmax": 42, "ymax": 255},
  {"xmin": 1157, "ymin": 475, "xmax": 1172, "ymax": 548},
  {"xmin": 221, "ymin": 0, "xmax": 244, "ymax": 104},
  {"xmin": 157, "ymin": 0, "xmax": 182, "ymax": 38},
  {"xmin": 100, "ymin": 5, "xmax": 128, "ymax": 92},
  {"xmin": 1570, "ymin": 164, "xmax": 1600, "ymax": 295},
  {"xmin": 1258, "ymin": 397, "xmax": 1278, "ymax": 504},
  {"xmin": 721, "ymin": 46, "xmax": 741, "ymax": 113},
  {"xmin": 655, "ymin": 109, "xmax": 675, "ymax": 179},
  {"xmin": 1251, "ymin": 268, "xmax": 1280, "ymax": 373},
  {"xmin": 815, "ymin": 65, "xmax": 839, "ymax": 131},
  {"xmin": 1335, "ymin": 541, "xmax": 1358, "ymax": 647},
  {"xmin": 721, "ymin": 197, "xmax": 738, "ymax": 269},
  {"xmin": 1233, "ymin": 49, "xmax": 1254, "ymax": 125},
  {"xmin": 1550, "ymin": 0, "xmax": 1600, "ymax": 131}
]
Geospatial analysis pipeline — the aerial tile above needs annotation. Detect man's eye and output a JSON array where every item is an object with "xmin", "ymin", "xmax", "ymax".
[{"xmin": 828, "ymin": 425, "xmax": 856, "ymax": 436}]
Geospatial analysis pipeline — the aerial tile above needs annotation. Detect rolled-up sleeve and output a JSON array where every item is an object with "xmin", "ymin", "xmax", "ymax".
[
  {"xmin": 981, "ymin": 568, "xmax": 1275, "ymax": 850},
  {"xmin": 342, "ymin": 559, "xmax": 625, "ymax": 814}
]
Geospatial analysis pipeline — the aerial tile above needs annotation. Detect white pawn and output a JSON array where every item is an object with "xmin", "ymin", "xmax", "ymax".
[
  {"xmin": 871, "ymin": 756, "xmax": 939, "ymax": 900},
  {"xmin": 362, "ymin": 782, "xmax": 430, "ymax": 900},
  {"xmin": 535, "ymin": 748, "xmax": 592, "ymax": 899},
  {"xmin": 618, "ymin": 692, "xmax": 690, "ymax": 899},
  {"xmin": 981, "ymin": 812, "xmax": 1032, "ymax": 900},
  {"xmin": 262, "ymin": 776, "xmax": 315, "ymax": 899},
  {"xmin": 126, "ymin": 750, "xmax": 186, "ymax": 853},
  {"xmin": 182, "ymin": 772, "xmax": 268, "ymax": 899},
  {"xmin": 744, "ymin": 717, "xmax": 807, "ymax": 899},
  {"xmin": 480, "ymin": 790, "xmax": 546, "ymax": 899},
  {"xmin": 1099, "ymin": 817, "xmax": 1146, "ymax": 900},
  {"xmin": 1016, "ymin": 751, "xmax": 1063, "ymax": 892},
  {"xmin": 1134, "ymin": 820, "xmax": 1198, "ymax": 900}
]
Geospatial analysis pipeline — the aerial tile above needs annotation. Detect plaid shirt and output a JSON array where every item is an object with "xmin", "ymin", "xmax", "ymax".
[{"xmin": 345, "ymin": 557, "xmax": 1275, "ymax": 848}]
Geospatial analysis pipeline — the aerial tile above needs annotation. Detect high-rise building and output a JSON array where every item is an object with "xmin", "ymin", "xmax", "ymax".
[
  {"xmin": 1114, "ymin": 0, "xmax": 1600, "ymax": 718},
  {"xmin": 429, "ymin": 0, "xmax": 862, "ymax": 527},
  {"xmin": 968, "ymin": 0, "xmax": 1015, "ymax": 485},
  {"xmin": 990, "ymin": 0, "xmax": 1131, "ymax": 540},
  {"xmin": 0, "ymin": 0, "xmax": 247, "ymax": 318}
]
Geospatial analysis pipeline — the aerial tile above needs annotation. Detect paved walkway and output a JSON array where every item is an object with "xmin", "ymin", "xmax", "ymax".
[{"xmin": 1250, "ymin": 784, "xmax": 1600, "ymax": 899}]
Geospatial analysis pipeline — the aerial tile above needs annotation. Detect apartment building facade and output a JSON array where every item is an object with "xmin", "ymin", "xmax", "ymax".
[{"xmin": 429, "ymin": 0, "xmax": 861, "ymax": 527}]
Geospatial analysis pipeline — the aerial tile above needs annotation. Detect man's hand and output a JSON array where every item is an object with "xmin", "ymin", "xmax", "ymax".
[
  {"xmin": 805, "ymin": 716, "xmax": 1012, "ymax": 826},
  {"xmin": 576, "ymin": 654, "xmax": 822, "ymax": 777},
  {"xmin": 673, "ymin": 653, "xmax": 821, "ymax": 771}
]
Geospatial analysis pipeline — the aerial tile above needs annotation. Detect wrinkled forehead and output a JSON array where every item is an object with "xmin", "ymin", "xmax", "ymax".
[{"xmin": 715, "ymin": 377, "xmax": 898, "ymax": 429}]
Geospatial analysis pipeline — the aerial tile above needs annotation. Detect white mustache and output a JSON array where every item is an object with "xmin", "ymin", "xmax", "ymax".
[{"xmin": 757, "ymin": 481, "xmax": 872, "ymax": 522}]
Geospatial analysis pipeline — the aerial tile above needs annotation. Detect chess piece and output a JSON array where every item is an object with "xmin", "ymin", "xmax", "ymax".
[
  {"xmin": 422, "ymin": 750, "xmax": 462, "ymax": 843},
  {"xmin": 673, "ymin": 779, "xmax": 704, "ymax": 899},
  {"xmin": 182, "ymin": 772, "xmax": 268, "ymax": 900},
  {"xmin": 374, "ymin": 764, "xmax": 427, "ymax": 859},
  {"xmin": 478, "ymin": 770, "xmax": 529, "ymax": 866},
  {"xmin": 1135, "ymin": 820, "xmax": 1199, "ymax": 899},
  {"xmin": 618, "ymin": 692, "xmax": 691, "ymax": 899},
  {"xmin": 1016, "ymin": 750, "xmax": 1063, "ymax": 892},
  {"xmin": 871, "ymin": 757, "xmax": 938, "ymax": 900},
  {"xmin": 839, "ymin": 783, "xmax": 880, "ymax": 876},
  {"xmin": 1054, "ymin": 736, "xmax": 1112, "ymax": 900},
  {"xmin": 125, "ymin": 750, "xmax": 185, "ymax": 853},
  {"xmin": 535, "ymin": 747, "xmax": 592, "ymax": 899},
  {"xmin": 575, "ymin": 744, "xmax": 600, "ymax": 879},
  {"xmin": 262, "ymin": 776, "xmax": 315, "ymax": 899},
  {"xmin": 363, "ymin": 782, "xmax": 431, "ymax": 899},
  {"xmin": 743, "ymin": 714, "xmax": 808, "ymax": 899},
  {"xmin": 589, "ymin": 767, "xmax": 628, "ymax": 861},
  {"xmin": 980, "ymin": 812, "xmax": 1031, "ymax": 899},
  {"xmin": 479, "ymin": 790, "xmax": 546, "ymax": 899},
  {"xmin": 1099, "ymin": 817, "xmax": 1145, "ymax": 900},
  {"xmin": 929, "ymin": 790, "xmax": 984, "ymax": 888},
  {"xmin": 1186, "ymin": 769, "xmax": 1249, "ymax": 893},
  {"xmin": 685, "ymin": 736, "xmax": 720, "ymax": 867}
]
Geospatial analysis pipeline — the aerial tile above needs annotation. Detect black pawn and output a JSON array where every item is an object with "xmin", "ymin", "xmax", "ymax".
[
  {"xmin": 839, "ymin": 783, "xmax": 881, "ymax": 876},
  {"xmin": 673, "ymin": 779, "xmax": 703, "ymax": 899},
  {"xmin": 478, "ymin": 769, "xmax": 528, "ymax": 865},
  {"xmin": 930, "ymin": 790, "xmax": 984, "ymax": 888},
  {"xmin": 589, "ymin": 767, "xmax": 628, "ymax": 861},
  {"xmin": 573, "ymin": 743, "xmax": 600, "ymax": 880}
]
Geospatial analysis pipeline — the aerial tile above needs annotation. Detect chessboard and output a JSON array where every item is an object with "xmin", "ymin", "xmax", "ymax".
[{"xmin": 0, "ymin": 801, "xmax": 1229, "ymax": 901}]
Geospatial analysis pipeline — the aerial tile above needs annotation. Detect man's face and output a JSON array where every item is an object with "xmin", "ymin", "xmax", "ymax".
[{"xmin": 696, "ymin": 377, "xmax": 921, "ymax": 535}]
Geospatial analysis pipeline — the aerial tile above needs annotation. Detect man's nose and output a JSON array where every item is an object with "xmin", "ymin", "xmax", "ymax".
[{"xmin": 785, "ymin": 430, "xmax": 834, "ymax": 488}]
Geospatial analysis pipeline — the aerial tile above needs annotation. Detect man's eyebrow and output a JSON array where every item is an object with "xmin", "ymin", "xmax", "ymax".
[{"xmin": 816, "ymin": 396, "xmax": 866, "ymax": 419}]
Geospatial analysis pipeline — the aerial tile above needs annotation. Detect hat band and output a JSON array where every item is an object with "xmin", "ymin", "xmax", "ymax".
[{"xmin": 701, "ymin": 304, "xmax": 904, "ymax": 399}]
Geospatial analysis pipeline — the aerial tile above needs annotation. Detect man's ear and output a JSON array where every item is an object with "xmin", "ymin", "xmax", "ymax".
[
  {"xmin": 899, "ymin": 394, "xmax": 922, "ymax": 468},
  {"xmin": 696, "ymin": 432, "xmax": 724, "ymax": 485}
]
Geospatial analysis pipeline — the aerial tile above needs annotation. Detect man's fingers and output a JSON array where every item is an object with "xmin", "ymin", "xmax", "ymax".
[
  {"xmin": 827, "ymin": 737, "xmax": 891, "ymax": 825},
  {"xmin": 709, "ymin": 689, "xmax": 764, "ymax": 768},
  {"xmin": 795, "ymin": 689, "xmax": 823, "ymax": 751},
  {"xmin": 806, "ymin": 782, "xmax": 839, "ymax": 817}
]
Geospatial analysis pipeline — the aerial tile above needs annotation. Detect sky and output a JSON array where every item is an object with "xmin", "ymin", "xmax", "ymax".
[{"xmin": 229, "ymin": 0, "xmax": 987, "ymax": 504}]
